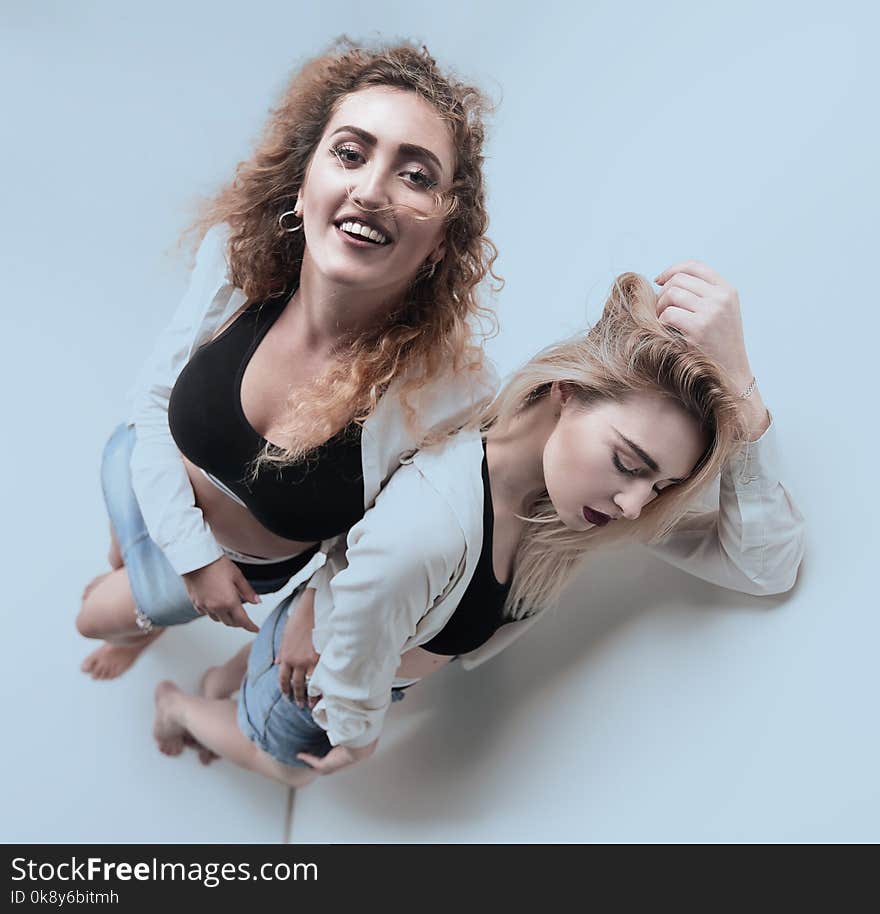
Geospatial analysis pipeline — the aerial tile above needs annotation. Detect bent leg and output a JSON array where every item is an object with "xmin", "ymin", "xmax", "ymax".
[
  {"xmin": 77, "ymin": 568, "xmax": 143, "ymax": 640},
  {"xmin": 77, "ymin": 568, "xmax": 164, "ymax": 680},
  {"xmin": 153, "ymin": 682, "xmax": 317, "ymax": 789},
  {"xmin": 188, "ymin": 644, "xmax": 254, "ymax": 764},
  {"xmin": 199, "ymin": 644, "xmax": 252, "ymax": 700}
]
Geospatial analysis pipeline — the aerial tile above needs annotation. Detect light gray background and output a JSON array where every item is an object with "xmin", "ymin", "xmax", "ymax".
[{"xmin": 1, "ymin": 0, "xmax": 876, "ymax": 842}]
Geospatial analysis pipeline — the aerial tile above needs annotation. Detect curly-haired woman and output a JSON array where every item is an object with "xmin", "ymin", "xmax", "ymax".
[{"xmin": 76, "ymin": 39, "xmax": 499, "ymax": 678}]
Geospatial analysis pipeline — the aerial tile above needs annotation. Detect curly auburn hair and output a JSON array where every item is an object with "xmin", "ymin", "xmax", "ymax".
[{"xmin": 189, "ymin": 37, "xmax": 500, "ymax": 468}]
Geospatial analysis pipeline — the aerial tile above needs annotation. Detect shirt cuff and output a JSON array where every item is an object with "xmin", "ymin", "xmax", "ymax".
[
  {"xmin": 723, "ymin": 415, "xmax": 781, "ymax": 494},
  {"xmin": 162, "ymin": 537, "xmax": 225, "ymax": 577},
  {"xmin": 309, "ymin": 696, "xmax": 385, "ymax": 749}
]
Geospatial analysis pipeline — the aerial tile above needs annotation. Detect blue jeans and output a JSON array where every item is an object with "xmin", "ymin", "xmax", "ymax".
[
  {"xmin": 100, "ymin": 423, "xmax": 316, "ymax": 629},
  {"xmin": 237, "ymin": 591, "xmax": 409, "ymax": 768},
  {"xmin": 237, "ymin": 589, "xmax": 332, "ymax": 767}
]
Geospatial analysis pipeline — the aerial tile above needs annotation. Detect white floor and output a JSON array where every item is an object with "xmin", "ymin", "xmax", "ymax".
[
  {"xmin": 3, "ymin": 1, "xmax": 878, "ymax": 844},
  {"xmin": 288, "ymin": 541, "xmax": 879, "ymax": 843},
  {"xmin": 3, "ymin": 532, "xmax": 301, "ymax": 843}
]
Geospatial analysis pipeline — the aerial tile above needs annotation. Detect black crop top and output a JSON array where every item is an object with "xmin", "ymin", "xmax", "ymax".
[
  {"xmin": 167, "ymin": 296, "xmax": 365, "ymax": 542},
  {"xmin": 420, "ymin": 439, "xmax": 512, "ymax": 656}
]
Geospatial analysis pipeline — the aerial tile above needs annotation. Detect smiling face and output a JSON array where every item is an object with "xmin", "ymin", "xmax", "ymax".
[
  {"xmin": 295, "ymin": 85, "xmax": 456, "ymax": 298},
  {"xmin": 542, "ymin": 385, "xmax": 708, "ymax": 531}
]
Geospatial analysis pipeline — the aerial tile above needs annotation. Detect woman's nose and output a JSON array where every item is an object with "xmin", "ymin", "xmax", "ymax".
[
  {"xmin": 614, "ymin": 496, "xmax": 642, "ymax": 521},
  {"xmin": 350, "ymin": 165, "xmax": 392, "ymax": 209},
  {"xmin": 613, "ymin": 482, "xmax": 655, "ymax": 521}
]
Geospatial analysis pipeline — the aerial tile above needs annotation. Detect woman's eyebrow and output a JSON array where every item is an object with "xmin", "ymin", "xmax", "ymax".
[
  {"xmin": 613, "ymin": 428, "xmax": 687, "ymax": 484},
  {"xmin": 329, "ymin": 125, "xmax": 443, "ymax": 173},
  {"xmin": 613, "ymin": 429, "xmax": 658, "ymax": 471}
]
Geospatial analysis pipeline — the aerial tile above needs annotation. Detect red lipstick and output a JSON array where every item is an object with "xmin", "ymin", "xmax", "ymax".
[{"xmin": 583, "ymin": 506, "xmax": 611, "ymax": 526}]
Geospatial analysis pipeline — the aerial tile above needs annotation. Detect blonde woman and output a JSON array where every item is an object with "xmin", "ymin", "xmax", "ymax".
[
  {"xmin": 152, "ymin": 264, "xmax": 805, "ymax": 784},
  {"xmin": 76, "ymin": 40, "xmax": 499, "ymax": 678}
]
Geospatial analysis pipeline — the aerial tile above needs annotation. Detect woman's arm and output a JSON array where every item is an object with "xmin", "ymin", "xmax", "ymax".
[
  {"xmin": 127, "ymin": 224, "xmax": 237, "ymax": 576},
  {"xmin": 276, "ymin": 585, "xmax": 321, "ymax": 706},
  {"xmin": 127, "ymin": 226, "xmax": 263, "ymax": 629},
  {"xmin": 646, "ymin": 260, "xmax": 805, "ymax": 595},
  {"xmin": 644, "ymin": 417, "xmax": 805, "ymax": 595},
  {"xmin": 305, "ymin": 462, "xmax": 468, "ymax": 751}
]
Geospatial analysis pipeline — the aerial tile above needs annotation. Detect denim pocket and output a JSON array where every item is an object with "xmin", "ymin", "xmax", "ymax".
[{"xmin": 247, "ymin": 604, "xmax": 287, "ymax": 684}]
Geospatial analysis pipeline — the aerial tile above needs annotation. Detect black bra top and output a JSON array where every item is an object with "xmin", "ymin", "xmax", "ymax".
[
  {"xmin": 420, "ymin": 439, "xmax": 512, "ymax": 656},
  {"xmin": 167, "ymin": 296, "xmax": 365, "ymax": 542}
]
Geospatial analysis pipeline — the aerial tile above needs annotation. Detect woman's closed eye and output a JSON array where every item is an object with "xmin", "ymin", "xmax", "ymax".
[
  {"xmin": 613, "ymin": 452, "xmax": 639, "ymax": 476},
  {"xmin": 613, "ymin": 452, "xmax": 666, "ymax": 496}
]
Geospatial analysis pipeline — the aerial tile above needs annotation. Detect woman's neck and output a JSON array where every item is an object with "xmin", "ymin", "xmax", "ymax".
[
  {"xmin": 486, "ymin": 398, "xmax": 556, "ymax": 516},
  {"xmin": 292, "ymin": 250, "xmax": 409, "ymax": 352}
]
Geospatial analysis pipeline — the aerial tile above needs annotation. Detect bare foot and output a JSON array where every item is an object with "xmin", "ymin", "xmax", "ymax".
[
  {"xmin": 186, "ymin": 667, "xmax": 227, "ymax": 765},
  {"xmin": 183, "ymin": 733, "xmax": 218, "ymax": 766},
  {"xmin": 153, "ymin": 681, "xmax": 187, "ymax": 757},
  {"xmin": 80, "ymin": 630, "xmax": 164, "ymax": 680}
]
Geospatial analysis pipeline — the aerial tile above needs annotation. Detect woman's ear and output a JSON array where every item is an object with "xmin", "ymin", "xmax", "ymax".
[
  {"xmin": 551, "ymin": 380, "xmax": 575, "ymax": 405},
  {"xmin": 549, "ymin": 380, "xmax": 575, "ymax": 420}
]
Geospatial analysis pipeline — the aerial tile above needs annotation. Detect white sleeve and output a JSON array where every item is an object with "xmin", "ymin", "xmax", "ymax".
[
  {"xmin": 644, "ymin": 418, "xmax": 805, "ymax": 596},
  {"xmin": 127, "ymin": 224, "xmax": 237, "ymax": 575},
  {"xmin": 307, "ymin": 465, "xmax": 466, "ymax": 749}
]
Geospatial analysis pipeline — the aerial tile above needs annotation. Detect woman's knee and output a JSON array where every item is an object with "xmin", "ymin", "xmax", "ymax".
[
  {"xmin": 250, "ymin": 738, "xmax": 319, "ymax": 788},
  {"xmin": 280, "ymin": 765, "xmax": 318, "ymax": 789},
  {"xmin": 76, "ymin": 570, "xmax": 137, "ymax": 639},
  {"xmin": 77, "ymin": 574, "xmax": 108, "ymax": 638},
  {"xmin": 75, "ymin": 599, "xmax": 101, "ymax": 639}
]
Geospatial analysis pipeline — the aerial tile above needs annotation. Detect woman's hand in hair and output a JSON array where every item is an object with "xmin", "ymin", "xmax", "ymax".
[
  {"xmin": 654, "ymin": 261, "xmax": 753, "ymax": 390},
  {"xmin": 654, "ymin": 260, "xmax": 770, "ymax": 438},
  {"xmin": 182, "ymin": 556, "xmax": 261, "ymax": 633},
  {"xmin": 276, "ymin": 587, "xmax": 321, "ymax": 708},
  {"xmin": 297, "ymin": 739, "xmax": 378, "ymax": 776}
]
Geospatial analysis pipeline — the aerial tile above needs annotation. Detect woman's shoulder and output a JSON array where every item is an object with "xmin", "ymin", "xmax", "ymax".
[
  {"xmin": 193, "ymin": 222, "xmax": 232, "ymax": 273},
  {"xmin": 412, "ymin": 427, "xmax": 485, "ymax": 474},
  {"xmin": 374, "ymin": 356, "xmax": 499, "ymax": 440},
  {"xmin": 411, "ymin": 431, "xmax": 486, "ymax": 548},
  {"xmin": 180, "ymin": 222, "xmax": 248, "ymax": 339},
  {"xmin": 354, "ymin": 456, "xmax": 468, "ymax": 575},
  {"xmin": 414, "ymin": 356, "xmax": 500, "ymax": 417},
  {"xmin": 359, "ymin": 355, "xmax": 498, "ymax": 500}
]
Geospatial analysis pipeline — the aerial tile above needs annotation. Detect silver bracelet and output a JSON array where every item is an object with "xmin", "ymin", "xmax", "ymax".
[{"xmin": 738, "ymin": 376, "xmax": 757, "ymax": 399}]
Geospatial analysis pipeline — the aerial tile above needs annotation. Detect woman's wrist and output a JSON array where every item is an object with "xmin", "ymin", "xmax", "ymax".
[
  {"xmin": 725, "ymin": 363, "xmax": 769, "ymax": 441},
  {"xmin": 737, "ymin": 383, "xmax": 771, "ymax": 441},
  {"xmin": 726, "ymin": 361, "xmax": 755, "ymax": 396}
]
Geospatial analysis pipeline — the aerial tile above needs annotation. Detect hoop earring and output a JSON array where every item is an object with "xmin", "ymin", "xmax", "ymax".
[{"xmin": 279, "ymin": 210, "xmax": 303, "ymax": 233}]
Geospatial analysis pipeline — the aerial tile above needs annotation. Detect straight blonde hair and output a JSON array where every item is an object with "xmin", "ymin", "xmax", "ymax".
[{"xmin": 483, "ymin": 273, "xmax": 747, "ymax": 620}]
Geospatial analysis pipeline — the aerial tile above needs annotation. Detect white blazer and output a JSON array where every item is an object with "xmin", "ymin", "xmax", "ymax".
[
  {"xmin": 126, "ymin": 223, "xmax": 498, "ymax": 576},
  {"xmin": 307, "ymin": 415, "xmax": 806, "ymax": 748}
]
